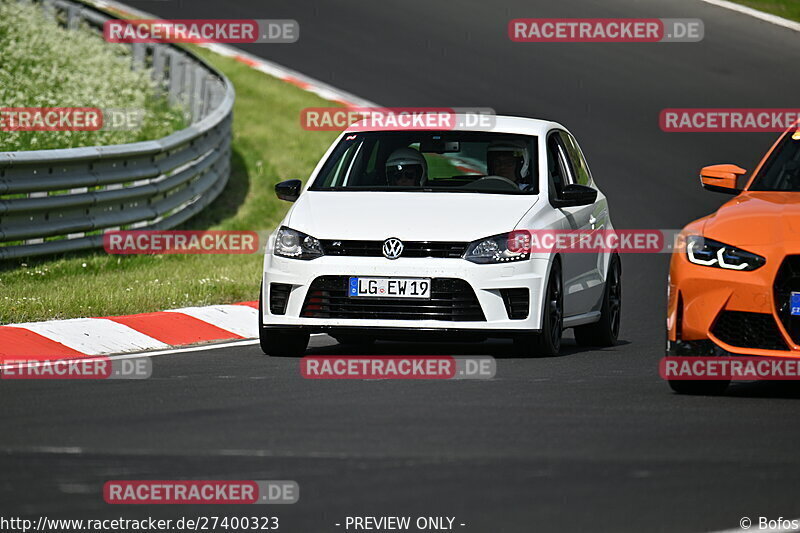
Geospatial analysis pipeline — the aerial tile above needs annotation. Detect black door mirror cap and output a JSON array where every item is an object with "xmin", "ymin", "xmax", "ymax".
[
  {"xmin": 552, "ymin": 184, "xmax": 597, "ymax": 208},
  {"xmin": 275, "ymin": 179, "xmax": 303, "ymax": 202}
]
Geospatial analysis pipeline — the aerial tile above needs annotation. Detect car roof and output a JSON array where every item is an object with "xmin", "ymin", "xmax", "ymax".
[{"xmin": 344, "ymin": 114, "xmax": 566, "ymax": 136}]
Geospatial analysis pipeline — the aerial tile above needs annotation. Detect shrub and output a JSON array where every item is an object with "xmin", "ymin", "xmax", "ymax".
[{"xmin": 0, "ymin": 0, "xmax": 187, "ymax": 151}]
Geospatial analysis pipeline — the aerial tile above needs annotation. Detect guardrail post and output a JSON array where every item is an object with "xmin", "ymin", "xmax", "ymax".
[
  {"xmin": 192, "ymin": 67, "xmax": 205, "ymax": 121},
  {"xmin": 168, "ymin": 51, "xmax": 183, "ymax": 106},
  {"xmin": 182, "ymin": 59, "xmax": 193, "ymax": 114},
  {"xmin": 152, "ymin": 45, "xmax": 166, "ymax": 87},
  {"xmin": 42, "ymin": 0, "xmax": 55, "ymax": 21},
  {"xmin": 132, "ymin": 42, "xmax": 145, "ymax": 70},
  {"xmin": 67, "ymin": 4, "xmax": 79, "ymax": 29}
]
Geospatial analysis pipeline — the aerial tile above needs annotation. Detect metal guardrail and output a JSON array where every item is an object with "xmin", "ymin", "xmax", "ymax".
[{"xmin": 0, "ymin": 0, "xmax": 234, "ymax": 259}]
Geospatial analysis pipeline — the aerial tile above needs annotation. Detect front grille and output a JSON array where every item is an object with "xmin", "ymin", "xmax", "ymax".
[
  {"xmin": 500, "ymin": 288, "xmax": 529, "ymax": 319},
  {"xmin": 711, "ymin": 311, "xmax": 788, "ymax": 351},
  {"xmin": 301, "ymin": 276, "xmax": 485, "ymax": 321},
  {"xmin": 269, "ymin": 283, "xmax": 292, "ymax": 315},
  {"xmin": 774, "ymin": 255, "xmax": 800, "ymax": 345},
  {"xmin": 320, "ymin": 240, "xmax": 468, "ymax": 258}
]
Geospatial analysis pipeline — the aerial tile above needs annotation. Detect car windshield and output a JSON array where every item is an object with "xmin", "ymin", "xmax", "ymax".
[
  {"xmin": 749, "ymin": 132, "xmax": 800, "ymax": 191},
  {"xmin": 309, "ymin": 131, "xmax": 538, "ymax": 194}
]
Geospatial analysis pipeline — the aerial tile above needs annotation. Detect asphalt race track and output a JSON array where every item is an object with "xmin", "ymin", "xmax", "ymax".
[{"xmin": 3, "ymin": 1, "xmax": 800, "ymax": 531}]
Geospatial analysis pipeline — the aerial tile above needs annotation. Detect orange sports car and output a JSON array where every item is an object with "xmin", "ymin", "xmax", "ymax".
[{"xmin": 667, "ymin": 127, "xmax": 800, "ymax": 395}]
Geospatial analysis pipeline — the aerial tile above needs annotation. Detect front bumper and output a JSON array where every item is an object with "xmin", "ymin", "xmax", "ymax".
[
  {"xmin": 667, "ymin": 249, "xmax": 800, "ymax": 358},
  {"xmin": 262, "ymin": 254, "xmax": 551, "ymax": 333}
]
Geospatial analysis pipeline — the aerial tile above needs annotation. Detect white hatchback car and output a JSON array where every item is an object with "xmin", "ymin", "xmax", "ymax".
[{"xmin": 260, "ymin": 116, "xmax": 621, "ymax": 356}]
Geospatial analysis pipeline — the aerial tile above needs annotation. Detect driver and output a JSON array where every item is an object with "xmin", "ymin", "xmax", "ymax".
[
  {"xmin": 385, "ymin": 147, "xmax": 427, "ymax": 187},
  {"xmin": 486, "ymin": 141, "xmax": 531, "ymax": 190}
]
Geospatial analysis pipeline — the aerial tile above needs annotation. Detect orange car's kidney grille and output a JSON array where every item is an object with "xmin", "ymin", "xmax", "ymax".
[
  {"xmin": 774, "ymin": 256, "xmax": 800, "ymax": 346},
  {"xmin": 711, "ymin": 311, "xmax": 789, "ymax": 351}
]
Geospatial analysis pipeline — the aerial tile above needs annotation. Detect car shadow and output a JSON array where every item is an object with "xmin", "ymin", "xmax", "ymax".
[
  {"xmin": 304, "ymin": 335, "xmax": 631, "ymax": 360},
  {"xmin": 724, "ymin": 380, "xmax": 800, "ymax": 399}
]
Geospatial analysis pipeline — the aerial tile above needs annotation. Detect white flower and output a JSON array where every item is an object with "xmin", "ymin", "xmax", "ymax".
[{"xmin": 0, "ymin": 1, "xmax": 187, "ymax": 152}]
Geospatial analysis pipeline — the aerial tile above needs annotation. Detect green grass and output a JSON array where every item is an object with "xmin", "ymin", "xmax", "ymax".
[
  {"xmin": 0, "ymin": 1, "xmax": 187, "ymax": 151},
  {"xmin": 730, "ymin": 0, "xmax": 800, "ymax": 22},
  {"xmin": 0, "ymin": 47, "xmax": 341, "ymax": 324},
  {"xmin": 425, "ymin": 153, "xmax": 478, "ymax": 178}
]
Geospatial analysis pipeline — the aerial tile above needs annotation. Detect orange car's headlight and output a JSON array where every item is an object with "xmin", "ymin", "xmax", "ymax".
[{"xmin": 685, "ymin": 235, "xmax": 765, "ymax": 271}]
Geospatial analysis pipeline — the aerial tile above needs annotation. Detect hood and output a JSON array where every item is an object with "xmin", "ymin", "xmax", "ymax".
[
  {"xmin": 701, "ymin": 192, "xmax": 800, "ymax": 246},
  {"xmin": 285, "ymin": 191, "xmax": 540, "ymax": 241}
]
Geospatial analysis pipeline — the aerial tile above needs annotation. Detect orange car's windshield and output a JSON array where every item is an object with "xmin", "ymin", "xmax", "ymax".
[{"xmin": 750, "ymin": 134, "xmax": 800, "ymax": 191}]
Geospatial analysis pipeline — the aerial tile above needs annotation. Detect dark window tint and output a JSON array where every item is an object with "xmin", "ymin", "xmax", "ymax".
[
  {"xmin": 750, "ymin": 134, "xmax": 800, "ymax": 191},
  {"xmin": 559, "ymin": 131, "xmax": 593, "ymax": 186}
]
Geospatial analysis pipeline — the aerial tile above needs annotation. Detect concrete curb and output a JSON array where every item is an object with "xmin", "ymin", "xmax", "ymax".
[{"xmin": 0, "ymin": 302, "xmax": 258, "ymax": 361}]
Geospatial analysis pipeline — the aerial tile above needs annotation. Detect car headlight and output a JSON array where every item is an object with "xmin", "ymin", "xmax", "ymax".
[
  {"xmin": 685, "ymin": 235, "xmax": 764, "ymax": 271},
  {"xmin": 274, "ymin": 227, "xmax": 323, "ymax": 260},
  {"xmin": 464, "ymin": 232, "xmax": 530, "ymax": 264}
]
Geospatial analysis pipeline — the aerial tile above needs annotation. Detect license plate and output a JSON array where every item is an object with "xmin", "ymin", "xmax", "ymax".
[
  {"xmin": 791, "ymin": 292, "xmax": 800, "ymax": 316},
  {"xmin": 348, "ymin": 277, "xmax": 431, "ymax": 298}
]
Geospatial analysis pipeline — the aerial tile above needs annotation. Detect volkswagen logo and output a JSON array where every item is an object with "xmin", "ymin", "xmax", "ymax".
[{"xmin": 382, "ymin": 238, "xmax": 404, "ymax": 260}]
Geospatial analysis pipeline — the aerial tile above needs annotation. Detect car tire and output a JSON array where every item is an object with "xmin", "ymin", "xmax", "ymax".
[
  {"xmin": 514, "ymin": 260, "xmax": 563, "ymax": 357},
  {"xmin": 668, "ymin": 379, "xmax": 730, "ymax": 396},
  {"xmin": 332, "ymin": 335, "xmax": 376, "ymax": 346},
  {"xmin": 574, "ymin": 254, "xmax": 621, "ymax": 347},
  {"xmin": 258, "ymin": 284, "xmax": 309, "ymax": 357}
]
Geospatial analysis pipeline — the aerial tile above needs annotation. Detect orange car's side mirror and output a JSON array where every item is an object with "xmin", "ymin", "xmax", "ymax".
[{"xmin": 700, "ymin": 164, "xmax": 747, "ymax": 194}]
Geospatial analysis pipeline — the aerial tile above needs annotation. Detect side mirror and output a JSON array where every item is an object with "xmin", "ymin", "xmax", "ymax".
[
  {"xmin": 552, "ymin": 184, "xmax": 597, "ymax": 208},
  {"xmin": 700, "ymin": 164, "xmax": 746, "ymax": 195},
  {"xmin": 275, "ymin": 179, "xmax": 303, "ymax": 202}
]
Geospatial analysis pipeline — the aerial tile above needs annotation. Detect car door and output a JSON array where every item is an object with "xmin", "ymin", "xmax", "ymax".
[{"xmin": 547, "ymin": 130, "xmax": 603, "ymax": 317}]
